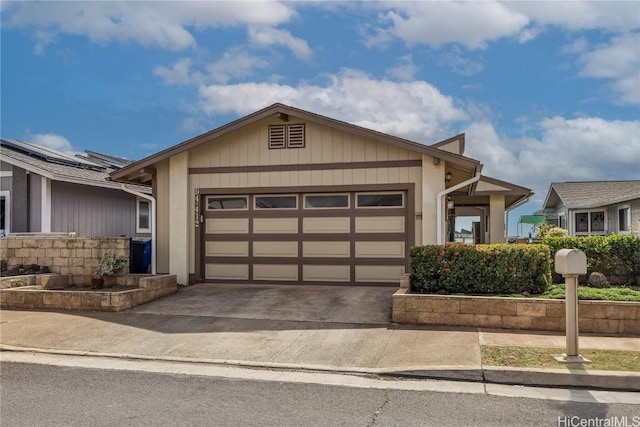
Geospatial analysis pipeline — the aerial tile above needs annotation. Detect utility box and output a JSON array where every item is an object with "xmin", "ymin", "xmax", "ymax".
[{"xmin": 555, "ymin": 249, "xmax": 587, "ymax": 276}]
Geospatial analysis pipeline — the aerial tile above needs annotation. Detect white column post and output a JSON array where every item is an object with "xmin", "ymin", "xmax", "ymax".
[{"xmin": 41, "ymin": 176, "xmax": 51, "ymax": 232}]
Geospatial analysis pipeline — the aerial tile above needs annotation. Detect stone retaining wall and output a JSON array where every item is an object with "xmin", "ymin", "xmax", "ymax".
[
  {"xmin": 0, "ymin": 274, "xmax": 177, "ymax": 312},
  {"xmin": 1, "ymin": 236, "xmax": 129, "ymax": 286},
  {"xmin": 393, "ymin": 288, "xmax": 640, "ymax": 335}
]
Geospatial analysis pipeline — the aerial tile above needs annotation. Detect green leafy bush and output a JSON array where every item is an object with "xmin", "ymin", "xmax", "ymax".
[
  {"xmin": 410, "ymin": 244, "xmax": 552, "ymax": 295},
  {"xmin": 543, "ymin": 234, "xmax": 640, "ymax": 284}
]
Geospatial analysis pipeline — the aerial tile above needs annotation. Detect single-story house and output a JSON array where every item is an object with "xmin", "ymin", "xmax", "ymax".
[
  {"xmin": 111, "ymin": 103, "xmax": 532, "ymax": 286},
  {"xmin": 541, "ymin": 181, "xmax": 640, "ymax": 236},
  {"xmin": 0, "ymin": 137, "xmax": 151, "ymax": 238}
]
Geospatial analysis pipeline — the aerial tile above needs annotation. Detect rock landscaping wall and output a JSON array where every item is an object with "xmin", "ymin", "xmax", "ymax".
[
  {"xmin": 0, "ymin": 274, "xmax": 177, "ymax": 312},
  {"xmin": 0, "ymin": 236, "xmax": 129, "ymax": 286},
  {"xmin": 393, "ymin": 288, "xmax": 640, "ymax": 335}
]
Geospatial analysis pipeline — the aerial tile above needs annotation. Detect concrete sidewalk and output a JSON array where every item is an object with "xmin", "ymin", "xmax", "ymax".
[{"xmin": 1, "ymin": 307, "xmax": 639, "ymax": 391}]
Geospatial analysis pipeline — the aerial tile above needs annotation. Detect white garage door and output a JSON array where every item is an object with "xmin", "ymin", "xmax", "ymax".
[{"xmin": 201, "ymin": 190, "xmax": 409, "ymax": 286}]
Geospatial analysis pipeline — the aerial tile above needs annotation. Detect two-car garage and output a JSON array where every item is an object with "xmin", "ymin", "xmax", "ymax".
[{"xmin": 200, "ymin": 186, "xmax": 413, "ymax": 286}]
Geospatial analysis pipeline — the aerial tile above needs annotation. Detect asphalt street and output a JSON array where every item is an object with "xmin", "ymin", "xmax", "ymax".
[{"xmin": 2, "ymin": 361, "xmax": 638, "ymax": 427}]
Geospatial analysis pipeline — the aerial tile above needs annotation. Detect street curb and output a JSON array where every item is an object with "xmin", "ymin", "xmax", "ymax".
[
  {"xmin": 2, "ymin": 344, "xmax": 638, "ymax": 391},
  {"xmin": 482, "ymin": 366, "xmax": 640, "ymax": 392}
]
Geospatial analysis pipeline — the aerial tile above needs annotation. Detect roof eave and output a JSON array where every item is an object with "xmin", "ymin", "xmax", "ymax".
[{"xmin": 111, "ymin": 103, "xmax": 481, "ymax": 182}]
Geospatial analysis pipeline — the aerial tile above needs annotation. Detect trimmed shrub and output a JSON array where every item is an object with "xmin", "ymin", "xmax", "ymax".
[
  {"xmin": 410, "ymin": 244, "xmax": 552, "ymax": 295},
  {"xmin": 543, "ymin": 234, "xmax": 640, "ymax": 284}
]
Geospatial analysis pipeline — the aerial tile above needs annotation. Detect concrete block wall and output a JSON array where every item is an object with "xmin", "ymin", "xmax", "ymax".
[
  {"xmin": 393, "ymin": 288, "xmax": 639, "ymax": 335},
  {"xmin": 1, "ymin": 236, "xmax": 129, "ymax": 286}
]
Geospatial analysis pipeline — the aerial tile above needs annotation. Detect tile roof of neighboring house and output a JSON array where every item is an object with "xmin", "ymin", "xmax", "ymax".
[
  {"xmin": 546, "ymin": 181, "xmax": 640, "ymax": 209},
  {"xmin": 0, "ymin": 138, "xmax": 150, "ymax": 193}
]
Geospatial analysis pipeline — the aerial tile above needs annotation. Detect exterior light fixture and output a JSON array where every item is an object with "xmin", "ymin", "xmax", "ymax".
[{"xmin": 445, "ymin": 172, "xmax": 452, "ymax": 182}]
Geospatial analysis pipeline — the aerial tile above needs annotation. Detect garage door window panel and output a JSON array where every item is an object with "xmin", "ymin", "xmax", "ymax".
[
  {"xmin": 255, "ymin": 195, "xmax": 297, "ymax": 209},
  {"xmin": 207, "ymin": 196, "xmax": 248, "ymax": 210},
  {"xmin": 356, "ymin": 193, "xmax": 403, "ymax": 208},
  {"xmin": 304, "ymin": 194, "xmax": 349, "ymax": 209}
]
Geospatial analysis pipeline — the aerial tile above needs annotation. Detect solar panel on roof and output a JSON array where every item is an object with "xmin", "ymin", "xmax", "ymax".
[{"xmin": 0, "ymin": 138, "xmax": 105, "ymax": 171}]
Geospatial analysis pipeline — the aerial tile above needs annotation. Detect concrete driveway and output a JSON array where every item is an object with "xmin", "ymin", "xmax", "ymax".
[{"xmin": 129, "ymin": 283, "xmax": 396, "ymax": 325}]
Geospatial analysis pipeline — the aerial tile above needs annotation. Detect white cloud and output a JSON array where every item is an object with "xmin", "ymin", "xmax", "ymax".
[
  {"xmin": 385, "ymin": 55, "xmax": 419, "ymax": 81},
  {"xmin": 248, "ymin": 26, "xmax": 312, "ymax": 59},
  {"xmin": 365, "ymin": 1, "xmax": 639, "ymax": 49},
  {"xmin": 154, "ymin": 58, "xmax": 203, "ymax": 86},
  {"xmin": 5, "ymin": 1, "xmax": 295, "ymax": 51},
  {"xmin": 29, "ymin": 133, "xmax": 79, "ymax": 154},
  {"xmin": 197, "ymin": 69, "xmax": 468, "ymax": 142},
  {"xmin": 466, "ymin": 116, "xmax": 640, "ymax": 206},
  {"xmin": 577, "ymin": 33, "xmax": 640, "ymax": 105},
  {"xmin": 207, "ymin": 49, "xmax": 270, "ymax": 84},
  {"xmin": 508, "ymin": 1, "xmax": 640, "ymax": 33},
  {"xmin": 438, "ymin": 48, "xmax": 484, "ymax": 76},
  {"xmin": 32, "ymin": 30, "xmax": 56, "ymax": 55},
  {"xmin": 368, "ymin": 1, "xmax": 529, "ymax": 49}
]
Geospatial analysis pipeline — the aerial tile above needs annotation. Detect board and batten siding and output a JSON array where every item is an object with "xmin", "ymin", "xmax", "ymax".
[
  {"xmin": 177, "ymin": 116, "xmax": 443, "ymax": 278},
  {"xmin": 51, "ymin": 181, "xmax": 150, "ymax": 238}
]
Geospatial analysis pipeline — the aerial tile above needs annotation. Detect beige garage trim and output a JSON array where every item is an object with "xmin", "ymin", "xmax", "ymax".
[
  {"xmin": 205, "ymin": 241, "xmax": 249, "ymax": 257},
  {"xmin": 302, "ymin": 217, "xmax": 351, "ymax": 233},
  {"xmin": 355, "ymin": 216, "xmax": 405, "ymax": 233},
  {"xmin": 206, "ymin": 218, "xmax": 249, "ymax": 234},
  {"xmin": 355, "ymin": 241, "xmax": 405, "ymax": 258},
  {"xmin": 254, "ymin": 241, "xmax": 298, "ymax": 257},
  {"xmin": 303, "ymin": 241, "xmax": 350, "ymax": 258},
  {"xmin": 355, "ymin": 265, "xmax": 406, "ymax": 283},
  {"xmin": 303, "ymin": 265, "xmax": 351, "ymax": 282},
  {"xmin": 206, "ymin": 263, "xmax": 249, "ymax": 280},
  {"xmin": 253, "ymin": 264, "xmax": 298, "ymax": 281},
  {"xmin": 253, "ymin": 217, "xmax": 298, "ymax": 234}
]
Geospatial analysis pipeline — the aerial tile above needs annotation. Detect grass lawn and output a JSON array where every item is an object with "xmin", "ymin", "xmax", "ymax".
[
  {"xmin": 538, "ymin": 284, "xmax": 640, "ymax": 302},
  {"xmin": 481, "ymin": 345, "xmax": 640, "ymax": 371}
]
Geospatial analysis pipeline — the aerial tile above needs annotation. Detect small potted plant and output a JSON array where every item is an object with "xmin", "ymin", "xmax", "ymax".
[{"xmin": 92, "ymin": 250, "xmax": 127, "ymax": 289}]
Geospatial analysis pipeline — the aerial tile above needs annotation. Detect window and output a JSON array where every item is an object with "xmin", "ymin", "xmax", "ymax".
[
  {"xmin": 206, "ymin": 196, "xmax": 248, "ymax": 210},
  {"xmin": 357, "ymin": 193, "xmax": 403, "ymax": 208},
  {"xmin": 0, "ymin": 191, "xmax": 9, "ymax": 236},
  {"xmin": 268, "ymin": 124, "xmax": 305, "ymax": 149},
  {"xmin": 255, "ymin": 195, "xmax": 297, "ymax": 209},
  {"xmin": 137, "ymin": 199, "xmax": 151, "ymax": 233},
  {"xmin": 618, "ymin": 207, "xmax": 630, "ymax": 232},
  {"xmin": 304, "ymin": 194, "xmax": 349, "ymax": 209},
  {"xmin": 591, "ymin": 211, "xmax": 605, "ymax": 232},
  {"xmin": 574, "ymin": 211, "xmax": 605, "ymax": 234}
]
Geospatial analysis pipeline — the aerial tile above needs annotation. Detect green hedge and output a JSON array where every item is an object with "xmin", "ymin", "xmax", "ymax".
[
  {"xmin": 410, "ymin": 244, "xmax": 552, "ymax": 295},
  {"xmin": 543, "ymin": 234, "xmax": 640, "ymax": 283}
]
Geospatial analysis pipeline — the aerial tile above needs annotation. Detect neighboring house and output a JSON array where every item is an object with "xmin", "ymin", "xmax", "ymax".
[
  {"xmin": 454, "ymin": 228, "xmax": 474, "ymax": 244},
  {"xmin": 541, "ymin": 181, "xmax": 640, "ymax": 236},
  {"xmin": 0, "ymin": 138, "xmax": 151, "ymax": 238},
  {"xmin": 111, "ymin": 103, "xmax": 532, "ymax": 286}
]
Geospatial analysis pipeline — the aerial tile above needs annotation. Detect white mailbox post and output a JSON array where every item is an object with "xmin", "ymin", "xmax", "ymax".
[{"xmin": 554, "ymin": 249, "xmax": 591, "ymax": 364}]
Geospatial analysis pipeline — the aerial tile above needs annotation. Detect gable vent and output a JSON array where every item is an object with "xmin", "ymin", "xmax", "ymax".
[
  {"xmin": 268, "ymin": 125, "xmax": 286, "ymax": 149},
  {"xmin": 287, "ymin": 124, "xmax": 305, "ymax": 148}
]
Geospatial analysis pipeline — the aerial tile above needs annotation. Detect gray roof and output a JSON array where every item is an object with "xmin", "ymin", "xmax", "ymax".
[
  {"xmin": 545, "ymin": 181, "xmax": 640, "ymax": 209},
  {"xmin": 1, "ymin": 138, "xmax": 150, "ymax": 193}
]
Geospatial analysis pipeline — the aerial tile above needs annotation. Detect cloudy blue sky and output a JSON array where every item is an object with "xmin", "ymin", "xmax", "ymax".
[{"xmin": 2, "ymin": 1, "xmax": 639, "ymax": 234}]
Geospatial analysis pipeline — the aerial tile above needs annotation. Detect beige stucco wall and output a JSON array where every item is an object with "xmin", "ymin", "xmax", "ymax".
[
  {"xmin": 489, "ymin": 195, "xmax": 505, "ymax": 243},
  {"xmin": 154, "ymin": 160, "xmax": 170, "ymax": 274},
  {"xmin": 421, "ymin": 154, "xmax": 445, "ymax": 244},
  {"xmin": 169, "ymin": 152, "xmax": 190, "ymax": 285}
]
